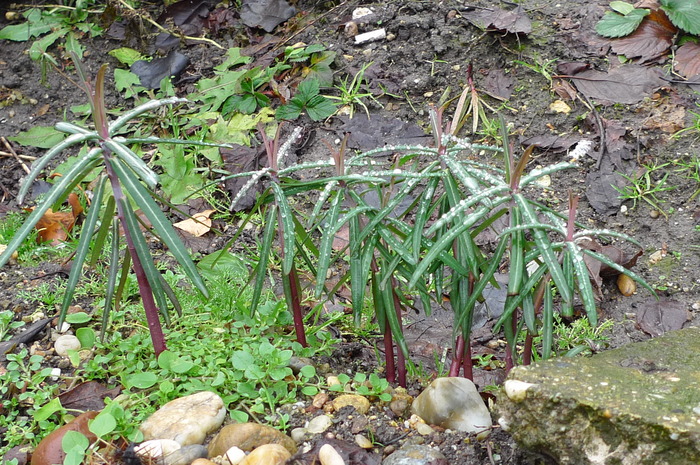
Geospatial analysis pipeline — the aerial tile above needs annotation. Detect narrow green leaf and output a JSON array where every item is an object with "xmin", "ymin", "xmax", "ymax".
[
  {"xmin": 104, "ymin": 139, "xmax": 158, "ymax": 189},
  {"xmin": 89, "ymin": 195, "xmax": 115, "ymax": 267},
  {"xmin": 507, "ymin": 206, "xmax": 525, "ymax": 296},
  {"xmin": 412, "ymin": 177, "xmax": 440, "ymax": 262},
  {"xmin": 514, "ymin": 193, "xmax": 572, "ymax": 307},
  {"xmin": 111, "ymin": 158, "xmax": 208, "ymax": 298},
  {"xmin": 271, "ymin": 182, "xmax": 296, "ymax": 275},
  {"xmin": 118, "ymin": 197, "xmax": 170, "ymax": 321},
  {"xmin": 251, "ymin": 206, "xmax": 277, "ymax": 316},
  {"xmin": 581, "ymin": 248, "xmax": 656, "ymax": 295},
  {"xmin": 58, "ymin": 176, "xmax": 106, "ymax": 327},
  {"xmin": 109, "ymin": 97, "xmax": 188, "ymax": 134},
  {"xmin": 101, "ymin": 221, "xmax": 120, "ymax": 343},
  {"xmin": 17, "ymin": 135, "xmax": 99, "ymax": 204},
  {"xmin": 566, "ymin": 242, "xmax": 598, "ymax": 326},
  {"xmin": 541, "ymin": 283, "xmax": 554, "ymax": 360},
  {"xmin": 315, "ymin": 191, "xmax": 345, "ymax": 297}
]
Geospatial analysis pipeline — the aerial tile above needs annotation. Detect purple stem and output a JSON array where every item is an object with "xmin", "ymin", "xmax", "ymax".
[{"xmin": 103, "ymin": 154, "xmax": 167, "ymax": 356}]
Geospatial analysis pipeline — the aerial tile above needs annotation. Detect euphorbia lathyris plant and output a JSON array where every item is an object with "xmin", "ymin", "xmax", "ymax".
[{"xmin": 0, "ymin": 56, "xmax": 213, "ymax": 355}]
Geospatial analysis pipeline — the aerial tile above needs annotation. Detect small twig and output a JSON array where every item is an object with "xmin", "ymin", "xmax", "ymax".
[
  {"xmin": 1, "ymin": 137, "xmax": 31, "ymax": 174},
  {"xmin": 577, "ymin": 94, "xmax": 606, "ymax": 169},
  {"xmin": 0, "ymin": 151, "xmax": 37, "ymax": 161}
]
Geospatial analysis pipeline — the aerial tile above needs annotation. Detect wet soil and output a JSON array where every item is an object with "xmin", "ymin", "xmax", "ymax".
[{"xmin": 1, "ymin": 0, "xmax": 700, "ymax": 463}]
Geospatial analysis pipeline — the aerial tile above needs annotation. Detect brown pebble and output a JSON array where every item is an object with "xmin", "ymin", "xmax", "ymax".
[
  {"xmin": 344, "ymin": 22, "xmax": 358, "ymax": 37},
  {"xmin": 617, "ymin": 274, "xmax": 636, "ymax": 296},
  {"xmin": 649, "ymin": 210, "xmax": 660, "ymax": 219}
]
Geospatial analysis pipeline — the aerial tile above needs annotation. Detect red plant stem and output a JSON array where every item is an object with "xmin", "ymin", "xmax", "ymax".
[
  {"xmin": 449, "ymin": 334, "xmax": 465, "ymax": 377},
  {"xmin": 103, "ymin": 154, "xmax": 167, "ymax": 356},
  {"xmin": 522, "ymin": 333, "xmax": 533, "ymax": 365},
  {"xmin": 391, "ymin": 285, "xmax": 407, "ymax": 387},
  {"xmin": 287, "ymin": 267, "xmax": 307, "ymax": 347},
  {"xmin": 462, "ymin": 340, "xmax": 473, "ymax": 380}
]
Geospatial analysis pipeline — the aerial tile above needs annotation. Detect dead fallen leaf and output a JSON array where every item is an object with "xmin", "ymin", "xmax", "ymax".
[
  {"xmin": 482, "ymin": 69, "xmax": 515, "ymax": 100},
  {"xmin": 520, "ymin": 134, "xmax": 581, "ymax": 153},
  {"xmin": 578, "ymin": 237, "xmax": 643, "ymax": 296},
  {"xmin": 462, "ymin": 5, "xmax": 532, "ymax": 35},
  {"xmin": 568, "ymin": 64, "xmax": 664, "ymax": 105},
  {"xmin": 609, "ymin": 9, "xmax": 676, "ymax": 63},
  {"xmin": 642, "ymin": 101, "xmax": 686, "ymax": 133},
  {"xmin": 240, "ymin": 0, "xmax": 296, "ymax": 33},
  {"xmin": 675, "ymin": 42, "xmax": 700, "ymax": 78},
  {"xmin": 552, "ymin": 78, "xmax": 577, "ymax": 100},
  {"xmin": 33, "ymin": 193, "xmax": 83, "ymax": 245},
  {"xmin": 173, "ymin": 209, "xmax": 215, "ymax": 237},
  {"xmin": 58, "ymin": 381, "xmax": 121, "ymax": 411},
  {"xmin": 549, "ymin": 100, "xmax": 572, "ymax": 114},
  {"xmin": 221, "ymin": 144, "xmax": 267, "ymax": 212},
  {"xmin": 636, "ymin": 299, "xmax": 689, "ymax": 337}
]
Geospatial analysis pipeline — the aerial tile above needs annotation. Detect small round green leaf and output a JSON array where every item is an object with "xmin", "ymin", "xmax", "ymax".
[{"xmin": 126, "ymin": 372, "xmax": 158, "ymax": 389}]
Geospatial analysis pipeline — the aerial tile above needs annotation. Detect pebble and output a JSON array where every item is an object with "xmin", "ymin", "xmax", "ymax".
[
  {"xmin": 140, "ymin": 391, "xmax": 226, "ymax": 446},
  {"xmin": 411, "ymin": 377, "xmax": 491, "ymax": 433},
  {"xmin": 162, "ymin": 445, "xmax": 208, "ymax": 465},
  {"xmin": 290, "ymin": 427, "xmax": 308, "ymax": 443},
  {"xmin": 389, "ymin": 388, "xmax": 412, "ymax": 417},
  {"xmin": 225, "ymin": 446, "xmax": 246, "ymax": 465},
  {"xmin": 313, "ymin": 392, "xmax": 329, "ymax": 408},
  {"xmin": 30, "ymin": 411, "xmax": 98, "ymax": 465},
  {"xmin": 207, "ymin": 423, "xmax": 297, "ymax": 457},
  {"xmin": 238, "ymin": 444, "xmax": 291, "ymax": 465},
  {"xmin": 134, "ymin": 439, "xmax": 181, "ymax": 462},
  {"xmin": 381, "ymin": 444, "xmax": 445, "ymax": 465},
  {"xmin": 288, "ymin": 356, "xmax": 314, "ymax": 374},
  {"xmin": 318, "ymin": 444, "xmax": 345, "ymax": 465},
  {"xmin": 307, "ymin": 414, "xmax": 333, "ymax": 434},
  {"xmin": 354, "ymin": 434, "xmax": 373, "ymax": 449},
  {"xmin": 192, "ymin": 460, "xmax": 218, "ymax": 465},
  {"xmin": 54, "ymin": 335, "xmax": 81, "ymax": 356},
  {"xmin": 332, "ymin": 394, "xmax": 370, "ymax": 415},
  {"xmin": 414, "ymin": 423, "xmax": 434, "ymax": 436}
]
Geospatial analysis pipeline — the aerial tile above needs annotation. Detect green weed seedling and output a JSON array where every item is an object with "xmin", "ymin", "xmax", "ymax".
[
  {"xmin": 1, "ymin": 349, "xmax": 62, "ymax": 455},
  {"xmin": 673, "ymin": 101, "xmax": 700, "ymax": 142},
  {"xmin": 673, "ymin": 155, "xmax": 700, "ymax": 201},
  {"xmin": 329, "ymin": 372, "xmax": 393, "ymax": 402},
  {"xmin": 614, "ymin": 162, "xmax": 676, "ymax": 218},
  {"xmin": 327, "ymin": 62, "xmax": 383, "ymax": 118}
]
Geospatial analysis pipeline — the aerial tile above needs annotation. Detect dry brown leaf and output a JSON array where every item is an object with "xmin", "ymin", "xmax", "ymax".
[
  {"xmin": 642, "ymin": 101, "xmax": 686, "ymax": 133},
  {"xmin": 610, "ymin": 9, "xmax": 676, "ymax": 63},
  {"xmin": 569, "ymin": 64, "xmax": 664, "ymax": 105},
  {"xmin": 33, "ymin": 193, "xmax": 83, "ymax": 245},
  {"xmin": 675, "ymin": 42, "xmax": 700, "ymax": 78},
  {"xmin": 173, "ymin": 209, "xmax": 215, "ymax": 237}
]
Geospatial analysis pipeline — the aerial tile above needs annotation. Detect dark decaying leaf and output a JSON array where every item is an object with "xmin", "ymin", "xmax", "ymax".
[
  {"xmin": 155, "ymin": 0, "xmax": 215, "ymax": 51},
  {"xmin": 482, "ymin": 69, "xmax": 515, "ymax": 100},
  {"xmin": 58, "ymin": 381, "xmax": 122, "ymax": 411},
  {"xmin": 131, "ymin": 50, "xmax": 190, "ymax": 89},
  {"xmin": 636, "ymin": 299, "xmax": 690, "ymax": 337},
  {"xmin": 156, "ymin": 0, "xmax": 213, "ymax": 27},
  {"xmin": 568, "ymin": 64, "xmax": 664, "ymax": 105},
  {"xmin": 675, "ymin": 42, "xmax": 700, "ymax": 78},
  {"xmin": 557, "ymin": 62, "xmax": 591, "ymax": 75},
  {"xmin": 462, "ymin": 5, "xmax": 532, "ymax": 35},
  {"xmin": 578, "ymin": 237, "xmax": 643, "ymax": 295},
  {"xmin": 240, "ymin": 0, "xmax": 296, "ymax": 32},
  {"xmin": 609, "ymin": 9, "xmax": 676, "ymax": 63},
  {"xmin": 221, "ymin": 145, "xmax": 267, "ymax": 211},
  {"xmin": 337, "ymin": 114, "xmax": 430, "ymax": 151},
  {"xmin": 288, "ymin": 438, "xmax": 382, "ymax": 465},
  {"xmin": 520, "ymin": 134, "xmax": 581, "ymax": 153},
  {"xmin": 585, "ymin": 169, "xmax": 626, "ymax": 215},
  {"xmin": 552, "ymin": 78, "xmax": 578, "ymax": 100},
  {"xmin": 2, "ymin": 447, "xmax": 28, "ymax": 465}
]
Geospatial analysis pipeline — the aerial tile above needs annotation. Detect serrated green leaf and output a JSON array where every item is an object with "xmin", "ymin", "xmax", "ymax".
[
  {"xmin": 610, "ymin": 1, "xmax": 635, "ymax": 15},
  {"xmin": 596, "ymin": 9, "xmax": 649, "ymax": 37},
  {"xmin": 8, "ymin": 125, "xmax": 65, "ymax": 148},
  {"xmin": 660, "ymin": 0, "xmax": 700, "ymax": 34},
  {"xmin": 108, "ymin": 47, "xmax": 144, "ymax": 66},
  {"xmin": 276, "ymin": 100, "xmax": 304, "ymax": 120},
  {"xmin": 306, "ymin": 95, "xmax": 337, "ymax": 121}
]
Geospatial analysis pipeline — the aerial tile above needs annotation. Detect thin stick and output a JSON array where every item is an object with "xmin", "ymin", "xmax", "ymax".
[
  {"xmin": 1, "ymin": 138, "xmax": 31, "ymax": 174},
  {"xmin": 0, "ymin": 151, "xmax": 37, "ymax": 161}
]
